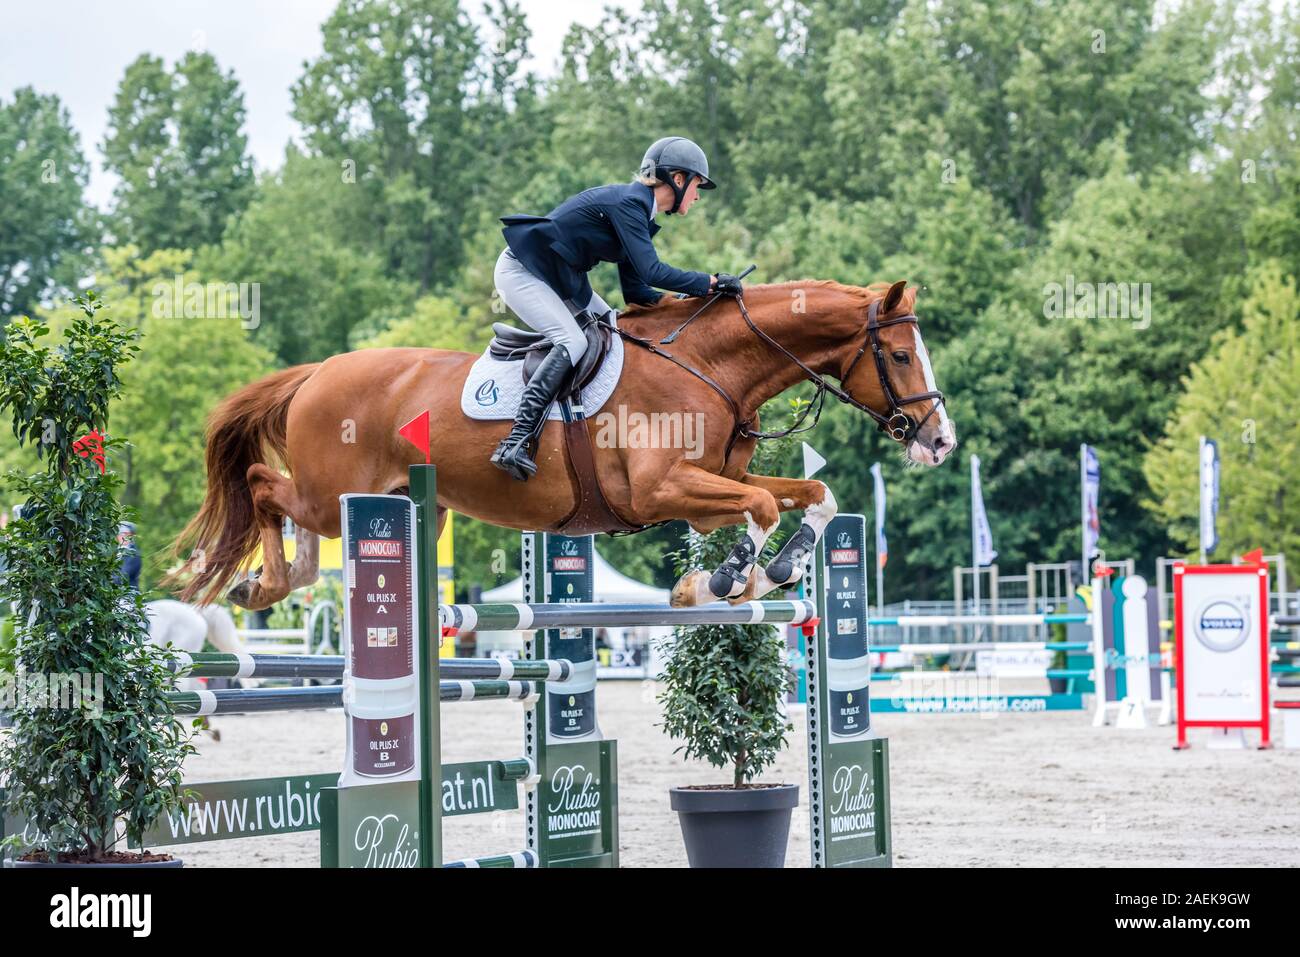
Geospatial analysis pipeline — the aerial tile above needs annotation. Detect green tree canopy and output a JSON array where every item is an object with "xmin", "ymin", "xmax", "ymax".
[
  {"xmin": 0, "ymin": 87, "xmax": 93, "ymax": 319},
  {"xmin": 1143, "ymin": 262, "xmax": 1299, "ymax": 566},
  {"xmin": 102, "ymin": 52, "xmax": 255, "ymax": 253}
]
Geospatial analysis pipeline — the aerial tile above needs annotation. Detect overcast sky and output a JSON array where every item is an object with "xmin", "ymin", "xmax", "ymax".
[{"xmin": 0, "ymin": 0, "xmax": 636, "ymax": 207}]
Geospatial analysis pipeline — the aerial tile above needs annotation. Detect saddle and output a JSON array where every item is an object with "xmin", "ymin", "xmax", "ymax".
[
  {"xmin": 485, "ymin": 312, "xmax": 641, "ymax": 536},
  {"xmin": 487, "ymin": 312, "xmax": 614, "ymax": 390}
]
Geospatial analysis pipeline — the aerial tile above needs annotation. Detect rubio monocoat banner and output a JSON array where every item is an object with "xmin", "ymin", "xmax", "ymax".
[
  {"xmin": 1174, "ymin": 563, "xmax": 1270, "ymax": 748},
  {"xmin": 808, "ymin": 514, "xmax": 891, "ymax": 868},
  {"xmin": 823, "ymin": 514, "xmax": 871, "ymax": 739},
  {"xmin": 339, "ymin": 493, "xmax": 421, "ymax": 785},
  {"xmin": 543, "ymin": 534, "xmax": 597, "ymax": 741}
]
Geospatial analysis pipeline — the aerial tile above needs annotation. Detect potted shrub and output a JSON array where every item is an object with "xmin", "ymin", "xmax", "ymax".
[
  {"xmin": 661, "ymin": 525, "xmax": 799, "ymax": 867},
  {"xmin": 659, "ymin": 424, "xmax": 802, "ymax": 868},
  {"xmin": 0, "ymin": 294, "xmax": 195, "ymax": 867}
]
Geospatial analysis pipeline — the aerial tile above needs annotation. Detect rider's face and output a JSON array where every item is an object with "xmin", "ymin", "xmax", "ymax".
[{"xmin": 675, "ymin": 173, "xmax": 702, "ymax": 214}]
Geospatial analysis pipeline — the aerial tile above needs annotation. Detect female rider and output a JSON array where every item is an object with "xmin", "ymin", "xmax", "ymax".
[{"xmin": 491, "ymin": 135, "xmax": 743, "ymax": 481}]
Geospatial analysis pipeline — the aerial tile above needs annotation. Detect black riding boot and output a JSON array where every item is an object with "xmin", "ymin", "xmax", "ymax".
[{"xmin": 490, "ymin": 344, "xmax": 574, "ymax": 481}]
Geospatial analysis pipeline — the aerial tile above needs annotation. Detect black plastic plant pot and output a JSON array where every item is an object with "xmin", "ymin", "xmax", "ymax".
[
  {"xmin": 669, "ymin": 783, "xmax": 799, "ymax": 868},
  {"xmin": 7, "ymin": 856, "xmax": 183, "ymax": 868}
]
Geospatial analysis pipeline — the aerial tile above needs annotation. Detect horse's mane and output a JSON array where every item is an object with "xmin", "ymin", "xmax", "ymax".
[{"xmin": 618, "ymin": 279, "xmax": 917, "ymax": 325}]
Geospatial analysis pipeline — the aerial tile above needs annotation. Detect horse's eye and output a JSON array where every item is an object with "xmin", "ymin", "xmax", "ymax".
[{"xmin": 892, "ymin": 351, "xmax": 910, "ymax": 364}]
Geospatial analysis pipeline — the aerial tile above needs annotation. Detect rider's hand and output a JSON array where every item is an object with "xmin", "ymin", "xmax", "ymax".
[{"xmin": 712, "ymin": 273, "xmax": 744, "ymax": 297}]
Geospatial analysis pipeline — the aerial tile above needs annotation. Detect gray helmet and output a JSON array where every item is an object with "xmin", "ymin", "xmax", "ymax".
[{"xmin": 639, "ymin": 136, "xmax": 715, "ymax": 213}]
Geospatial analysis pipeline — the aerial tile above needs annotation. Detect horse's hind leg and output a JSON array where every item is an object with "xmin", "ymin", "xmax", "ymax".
[
  {"xmin": 226, "ymin": 464, "xmax": 313, "ymax": 611},
  {"xmin": 286, "ymin": 521, "xmax": 319, "ymax": 590}
]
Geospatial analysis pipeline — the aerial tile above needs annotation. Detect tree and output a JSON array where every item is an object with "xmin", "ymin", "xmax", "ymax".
[
  {"xmin": 291, "ymin": 0, "xmax": 541, "ymax": 292},
  {"xmin": 101, "ymin": 247, "xmax": 276, "ymax": 589},
  {"xmin": 102, "ymin": 52, "xmax": 255, "ymax": 253},
  {"xmin": 0, "ymin": 88, "xmax": 93, "ymax": 319},
  {"xmin": 1143, "ymin": 262, "xmax": 1299, "ymax": 565},
  {"xmin": 199, "ymin": 150, "xmax": 413, "ymax": 365}
]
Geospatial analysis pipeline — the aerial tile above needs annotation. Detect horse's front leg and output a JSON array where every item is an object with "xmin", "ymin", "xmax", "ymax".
[
  {"xmin": 740, "ymin": 474, "xmax": 838, "ymax": 587},
  {"xmin": 627, "ymin": 461, "xmax": 782, "ymax": 606}
]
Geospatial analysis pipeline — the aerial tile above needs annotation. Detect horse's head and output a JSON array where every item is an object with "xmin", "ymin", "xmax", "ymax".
[{"xmin": 840, "ymin": 280, "xmax": 956, "ymax": 466}]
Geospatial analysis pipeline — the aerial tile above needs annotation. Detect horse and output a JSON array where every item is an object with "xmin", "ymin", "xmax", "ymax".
[
  {"xmin": 146, "ymin": 600, "xmax": 247, "ymax": 684},
  {"xmin": 170, "ymin": 278, "xmax": 956, "ymax": 611},
  {"xmin": 146, "ymin": 599, "xmax": 247, "ymax": 739}
]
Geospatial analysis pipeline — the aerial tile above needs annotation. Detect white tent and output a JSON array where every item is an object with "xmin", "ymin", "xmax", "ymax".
[
  {"xmin": 482, "ymin": 548, "xmax": 670, "ymax": 603},
  {"xmin": 477, "ymin": 547, "xmax": 671, "ymax": 677}
]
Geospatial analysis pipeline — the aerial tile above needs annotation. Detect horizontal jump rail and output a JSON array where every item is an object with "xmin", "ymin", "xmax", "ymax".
[
  {"xmin": 168, "ymin": 680, "xmax": 538, "ymax": 715},
  {"xmin": 868, "ymin": 613, "xmax": 1090, "ymax": 627},
  {"xmin": 444, "ymin": 850, "xmax": 538, "ymax": 868},
  {"xmin": 439, "ymin": 599, "xmax": 817, "ymax": 632},
  {"xmin": 171, "ymin": 652, "xmax": 571, "ymax": 682},
  {"xmin": 870, "ymin": 640, "xmax": 1093, "ymax": 654},
  {"xmin": 872, "ymin": 668, "xmax": 1092, "ymax": 681}
]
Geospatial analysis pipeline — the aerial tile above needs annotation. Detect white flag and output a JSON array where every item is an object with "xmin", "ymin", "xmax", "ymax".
[
  {"xmin": 1199, "ymin": 436, "xmax": 1219, "ymax": 556},
  {"xmin": 1080, "ymin": 444, "xmax": 1101, "ymax": 575},
  {"xmin": 870, "ymin": 462, "xmax": 887, "ymax": 568},
  {"xmin": 970, "ymin": 454, "xmax": 997, "ymax": 566}
]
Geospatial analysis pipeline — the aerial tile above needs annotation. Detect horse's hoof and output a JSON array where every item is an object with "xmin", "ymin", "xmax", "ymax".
[
  {"xmin": 765, "ymin": 558, "xmax": 805, "ymax": 587},
  {"xmin": 225, "ymin": 580, "xmax": 257, "ymax": 609},
  {"xmin": 670, "ymin": 570, "xmax": 714, "ymax": 607},
  {"xmin": 709, "ymin": 568, "xmax": 746, "ymax": 599}
]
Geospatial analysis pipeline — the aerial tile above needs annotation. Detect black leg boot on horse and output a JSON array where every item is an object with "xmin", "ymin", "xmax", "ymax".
[{"xmin": 490, "ymin": 343, "xmax": 575, "ymax": 481}]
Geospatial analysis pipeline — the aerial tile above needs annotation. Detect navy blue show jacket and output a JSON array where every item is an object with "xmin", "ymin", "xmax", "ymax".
[{"xmin": 501, "ymin": 182, "xmax": 712, "ymax": 309}]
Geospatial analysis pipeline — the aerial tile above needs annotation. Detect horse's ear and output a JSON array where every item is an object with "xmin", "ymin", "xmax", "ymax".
[{"xmin": 881, "ymin": 280, "xmax": 908, "ymax": 314}]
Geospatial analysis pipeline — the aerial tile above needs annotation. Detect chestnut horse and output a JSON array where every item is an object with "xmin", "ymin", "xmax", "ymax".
[{"xmin": 172, "ymin": 279, "xmax": 956, "ymax": 611}]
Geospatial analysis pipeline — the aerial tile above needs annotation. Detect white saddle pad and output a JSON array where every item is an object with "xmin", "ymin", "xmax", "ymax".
[{"xmin": 460, "ymin": 333, "xmax": 625, "ymax": 421}]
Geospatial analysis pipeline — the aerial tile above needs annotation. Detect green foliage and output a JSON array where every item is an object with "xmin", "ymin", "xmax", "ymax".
[
  {"xmin": 291, "ymin": 0, "xmax": 541, "ymax": 291},
  {"xmin": 0, "ymin": 87, "xmax": 94, "ymax": 319},
  {"xmin": 99, "ymin": 247, "xmax": 277, "ymax": 589},
  {"xmin": 1142, "ymin": 263, "xmax": 1300, "ymax": 565},
  {"xmin": 657, "ymin": 419, "xmax": 797, "ymax": 787},
  {"xmin": 198, "ymin": 150, "xmax": 412, "ymax": 365},
  {"xmin": 9, "ymin": 0, "xmax": 1300, "ymax": 604},
  {"xmin": 103, "ymin": 52, "xmax": 256, "ymax": 254},
  {"xmin": 0, "ymin": 293, "xmax": 195, "ymax": 861}
]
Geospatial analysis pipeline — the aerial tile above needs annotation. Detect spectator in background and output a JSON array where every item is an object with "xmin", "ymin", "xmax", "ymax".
[{"xmin": 116, "ymin": 522, "xmax": 141, "ymax": 591}]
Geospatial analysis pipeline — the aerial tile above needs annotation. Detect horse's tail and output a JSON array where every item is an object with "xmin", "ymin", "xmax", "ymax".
[{"xmin": 167, "ymin": 364, "xmax": 320, "ymax": 605}]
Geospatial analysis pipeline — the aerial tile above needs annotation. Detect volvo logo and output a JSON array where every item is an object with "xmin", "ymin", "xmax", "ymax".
[
  {"xmin": 1194, "ymin": 598, "xmax": 1250, "ymax": 653},
  {"xmin": 475, "ymin": 379, "xmax": 499, "ymax": 405}
]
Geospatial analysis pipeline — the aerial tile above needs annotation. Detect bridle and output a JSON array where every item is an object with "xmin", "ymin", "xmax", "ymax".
[
  {"xmin": 613, "ymin": 288, "xmax": 946, "ymax": 455},
  {"xmin": 837, "ymin": 298, "xmax": 946, "ymax": 442}
]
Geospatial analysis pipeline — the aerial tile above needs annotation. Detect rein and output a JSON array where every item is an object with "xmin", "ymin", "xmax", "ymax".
[{"xmin": 612, "ymin": 288, "xmax": 946, "ymax": 454}]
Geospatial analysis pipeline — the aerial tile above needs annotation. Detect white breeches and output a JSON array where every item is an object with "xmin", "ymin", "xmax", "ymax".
[{"xmin": 494, "ymin": 247, "xmax": 613, "ymax": 363}]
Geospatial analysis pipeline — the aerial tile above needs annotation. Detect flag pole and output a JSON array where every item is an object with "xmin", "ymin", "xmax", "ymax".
[{"xmin": 971, "ymin": 454, "xmax": 981, "ymax": 636}]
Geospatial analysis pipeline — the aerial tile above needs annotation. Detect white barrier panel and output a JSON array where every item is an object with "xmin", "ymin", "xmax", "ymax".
[{"xmin": 1174, "ymin": 563, "xmax": 1271, "ymax": 749}]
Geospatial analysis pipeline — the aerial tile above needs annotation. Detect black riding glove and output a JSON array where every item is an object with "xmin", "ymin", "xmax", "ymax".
[{"xmin": 713, "ymin": 273, "xmax": 744, "ymax": 297}]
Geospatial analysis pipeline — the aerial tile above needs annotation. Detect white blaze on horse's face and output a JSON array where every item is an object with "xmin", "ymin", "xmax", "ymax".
[{"xmin": 906, "ymin": 326, "xmax": 956, "ymax": 467}]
